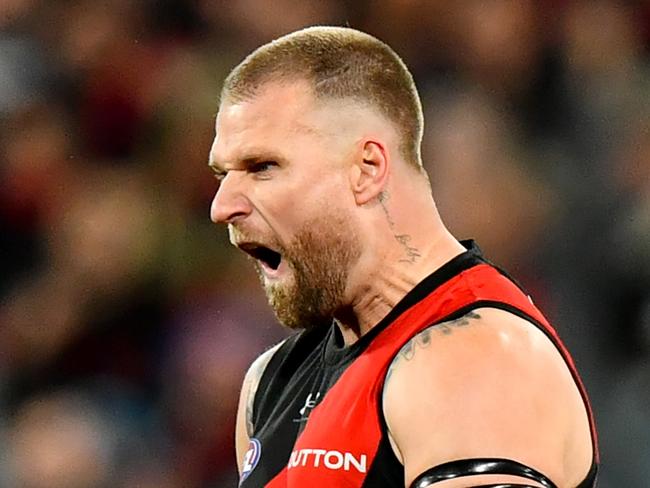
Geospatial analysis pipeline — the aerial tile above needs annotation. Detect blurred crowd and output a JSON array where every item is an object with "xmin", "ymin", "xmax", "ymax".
[{"xmin": 0, "ymin": 1, "xmax": 648, "ymax": 486}]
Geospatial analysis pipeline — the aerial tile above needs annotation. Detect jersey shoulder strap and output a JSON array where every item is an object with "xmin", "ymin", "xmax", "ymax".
[{"xmin": 251, "ymin": 325, "xmax": 329, "ymax": 432}]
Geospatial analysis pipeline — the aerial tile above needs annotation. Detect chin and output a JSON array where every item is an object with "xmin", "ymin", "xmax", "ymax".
[{"xmin": 267, "ymin": 288, "xmax": 335, "ymax": 332}]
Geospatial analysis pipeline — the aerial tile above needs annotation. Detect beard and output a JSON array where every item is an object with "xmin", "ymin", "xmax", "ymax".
[{"xmin": 254, "ymin": 215, "xmax": 361, "ymax": 331}]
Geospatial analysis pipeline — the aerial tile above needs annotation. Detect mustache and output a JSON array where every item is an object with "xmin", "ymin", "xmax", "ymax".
[{"xmin": 228, "ymin": 225, "xmax": 286, "ymax": 253}]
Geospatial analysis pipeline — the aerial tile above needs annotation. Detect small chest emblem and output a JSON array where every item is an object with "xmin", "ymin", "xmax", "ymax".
[
  {"xmin": 240, "ymin": 438, "xmax": 261, "ymax": 484},
  {"xmin": 294, "ymin": 392, "xmax": 321, "ymax": 422}
]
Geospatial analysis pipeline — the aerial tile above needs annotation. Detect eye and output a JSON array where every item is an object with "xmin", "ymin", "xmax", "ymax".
[
  {"xmin": 249, "ymin": 161, "xmax": 277, "ymax": 175},
  {"xmin": 211, "ymin": 167, "xmax": 228, "ymax": 181}
]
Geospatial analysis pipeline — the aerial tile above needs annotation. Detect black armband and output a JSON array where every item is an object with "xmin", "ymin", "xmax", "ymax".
[
  {"xmin": 469, "ymin": 485, "xmax": 541, "ymax": 488},
  {"xmin": 409, "ymin": 458, "xmax": 557, "ymax": 488}
]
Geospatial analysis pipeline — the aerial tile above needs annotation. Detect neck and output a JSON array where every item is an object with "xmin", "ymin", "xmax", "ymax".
[{"xmin": 334, "ymin": 219, "xmax": 466, "ymax": 346}]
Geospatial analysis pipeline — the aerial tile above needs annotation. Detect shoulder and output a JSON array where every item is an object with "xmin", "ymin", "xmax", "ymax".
[
  {"xmin": 385, "ymin": 308, "xmax": 552, "ymax": 387},
  {"xmin": 243, "ymin": 340, "xmax": 287, "ymax": 402},
  {"xmin": 240, "ymin": 339, "xmax": 287, "ymax": 433},
  {"xmin": 383, "ymin": 307, "xmax": 593, "ymax": 487},
  {"xmin": 235, "ymin": 339, "xmax": 287, "ymax": 473}
]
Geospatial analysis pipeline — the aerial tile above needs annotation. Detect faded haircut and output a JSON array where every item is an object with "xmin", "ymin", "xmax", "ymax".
[{"xmin": 221, "ymin": 26, "xmax": 424, "ymax": 169}]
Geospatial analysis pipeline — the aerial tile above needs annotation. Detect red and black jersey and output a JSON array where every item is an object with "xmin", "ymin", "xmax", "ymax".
[{"xmin": 238, "ymin": 241, "xmax": 599, "ymax": 487}]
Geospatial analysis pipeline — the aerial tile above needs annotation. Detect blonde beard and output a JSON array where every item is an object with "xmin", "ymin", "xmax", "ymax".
[{"xmin": 258, "ymin": 215, "xmax": 361, "ymax": 330}]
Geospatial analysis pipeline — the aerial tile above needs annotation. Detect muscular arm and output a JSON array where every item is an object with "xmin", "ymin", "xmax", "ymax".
[
  {"xmin": 383, "ymin": 308, "xmax": 593, "ymax": 488},
  {"xmin": 235, "ymin": 340, "xmax": 286, "ymax": 474}
]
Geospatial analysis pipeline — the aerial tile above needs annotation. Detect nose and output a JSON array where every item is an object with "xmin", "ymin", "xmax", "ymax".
[{"xmin": 210, "ymin": 173, "xmax": 253, "ymax": 224}]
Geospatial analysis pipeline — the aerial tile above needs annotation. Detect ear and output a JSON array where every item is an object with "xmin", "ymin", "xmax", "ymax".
[{"xmin": 349, "ymin": 140, "xmax": 389, "ymax": 205}]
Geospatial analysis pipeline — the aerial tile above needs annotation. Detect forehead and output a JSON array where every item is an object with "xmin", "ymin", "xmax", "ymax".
[{"xmin": 210, "ymin": 81, "xmax": 319, "ymax": 166}]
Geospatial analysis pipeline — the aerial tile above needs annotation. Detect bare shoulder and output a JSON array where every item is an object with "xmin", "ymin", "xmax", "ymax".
[
  {"xmin": 240, "ymin": 340, "xmax": 287, "ymax": 432},
  {"xmin": 235, "ymin": 339, "xmax": 287, "ymax": 474},
  {"xmin": 383, "ymin": 307, "xmax": 593, "ymax": 487},
  {"xmin": 385, "ymin": 308, "xmax": 566, "ymax": 386},
  {"xmin": 242, "ymin": 340, "xmax": 287, "ymax": 417}
]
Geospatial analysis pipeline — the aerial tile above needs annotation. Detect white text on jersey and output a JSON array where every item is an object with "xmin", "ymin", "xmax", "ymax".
[{"xmin": 287, "ymin": 448, "xmax": 367, "ymax": 473}]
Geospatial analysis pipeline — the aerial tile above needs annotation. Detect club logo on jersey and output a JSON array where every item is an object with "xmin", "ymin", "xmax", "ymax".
[
  {"xmin": 293, "ymin": 392, "xmax": 321, "ymax": 423},
  {"xmin": 239, "ymin": 438, "xmax": 261, "ymax": 484},
  {"xmin": 287, "ymin": 448, "xmax": 367, "ymax": 473}
]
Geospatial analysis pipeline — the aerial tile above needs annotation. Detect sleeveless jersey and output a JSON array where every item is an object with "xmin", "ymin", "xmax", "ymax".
[{"xmin": 239, "ymin": 241, "xmax": 599, "ymax": 487}]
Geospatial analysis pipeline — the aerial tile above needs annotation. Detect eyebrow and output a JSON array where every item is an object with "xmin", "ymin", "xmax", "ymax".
[
  {"xmin": 207, "ymin": 156, "xmax": 223, "ymax": 172},
  {"xmin": 208, "ymin": 152, "xmax": 285, "ymax": 171}
]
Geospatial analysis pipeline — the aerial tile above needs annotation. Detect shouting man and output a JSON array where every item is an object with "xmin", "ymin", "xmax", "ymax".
[{"xmin": 208, "ymin": 26, "xmax": 598, "ymax": 488}]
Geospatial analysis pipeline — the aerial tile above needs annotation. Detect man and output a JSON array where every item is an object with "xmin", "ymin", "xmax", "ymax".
[{"xmin": 208, "ymin": 26, "xmax": 598, "ymax": 488}]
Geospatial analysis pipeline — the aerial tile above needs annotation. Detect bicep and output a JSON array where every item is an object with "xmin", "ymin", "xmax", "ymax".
[
  {"xmin": 383, "ymin": 308, "xmax": 591, "ymax": 487},
  {"xmin": 411, "ymin": 474, "xmax": 547, "ymax": 488},
  {"xmin": 235, "ymin": 340, "xmax": 286, "ymax": 474},
  {"xmin": 406, "ymin": 459, "xmax": 552, "ymax": 488},
  {"xmin": 235, "ymin": 371, "xmax": 253, "ymax": 473}
]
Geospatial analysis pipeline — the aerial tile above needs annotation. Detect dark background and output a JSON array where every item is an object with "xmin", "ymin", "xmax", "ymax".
[{"xmin": 1, "ymin": 1, "xmax": 649, "ymax": 486}]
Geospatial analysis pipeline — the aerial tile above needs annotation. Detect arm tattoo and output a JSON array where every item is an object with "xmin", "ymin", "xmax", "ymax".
[
  {"xmin": 436, "ymin": 311, "xmax": 481, "ymax": 335},
  {"xmin": 385, "ymin": 311, "xmax": 482, "ymax": 383},
  {"xmin": 245, "ymin": 360, "xmax": 269, "ymax": 436},
  {"xmin": 245, "ymin": 384, "xmax": 255, "ymax": 436},
  {"xmin": 243, "ymin": 341, "xmax": 286, "ymax": 437}
]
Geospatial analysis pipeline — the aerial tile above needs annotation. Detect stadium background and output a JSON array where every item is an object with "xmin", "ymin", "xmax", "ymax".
[{"xmin": 1, "ymin": 0, "xmax": 649, "ymax": 486}]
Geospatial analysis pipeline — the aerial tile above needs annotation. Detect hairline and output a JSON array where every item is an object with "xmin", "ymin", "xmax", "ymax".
[
  {"xmin": 219, "ymin": 26, "xmax": 425, "ymax": 170},
  {"xmin": 220, "ymin": 76, "xmax": 420, "ymax": 166}
]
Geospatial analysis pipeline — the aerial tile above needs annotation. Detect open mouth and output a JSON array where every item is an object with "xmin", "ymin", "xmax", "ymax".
[{"xmin": 237, "ymin": 243, "xmax": 282, "ymax": 271}]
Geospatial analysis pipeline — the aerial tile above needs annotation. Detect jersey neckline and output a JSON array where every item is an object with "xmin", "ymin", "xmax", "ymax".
[{"xmin": 323, "ymin": 240, "xmax": 484, "ymax": 365}]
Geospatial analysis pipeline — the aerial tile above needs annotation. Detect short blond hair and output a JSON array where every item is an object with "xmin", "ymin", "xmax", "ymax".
[{"xmin": 221, "ymin": 26, "xmax": 424, "ymax": 168}]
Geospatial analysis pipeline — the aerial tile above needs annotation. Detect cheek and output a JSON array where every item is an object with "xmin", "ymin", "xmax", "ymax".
[
  {"xmin": 301, "ymin": 169, "xmax": 351, "ymax": 206},
  {"xmin": 249, "ymin": 170, "xmax": 351, "ymax": 237},
  {"xmin": 247, "ymin": 184, "xmax": 302, "ymax": 241}
]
